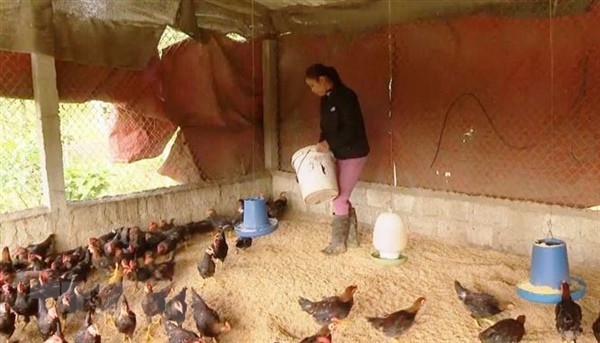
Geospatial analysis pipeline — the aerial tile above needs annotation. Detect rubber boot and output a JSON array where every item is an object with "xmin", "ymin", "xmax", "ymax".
[
  {"xmin": 347, "ymin": 206, "xmax": 359, "ymax": 248},
  {"xmin": 322, "ymin": 215, "xmax": 349, "ymax": 255}
]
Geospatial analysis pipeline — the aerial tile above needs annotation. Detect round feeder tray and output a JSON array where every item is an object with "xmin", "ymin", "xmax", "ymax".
[
  {"xmin": 234, "ymin": 218, "xmax": 278, "ymax": 238},
  {"xmin": 516, "ymin": 276, "xmax": 587, "ymax": 304},
  {"xmin": 370, "ymin": 251, "xmax": 408, "ymax": 265}
]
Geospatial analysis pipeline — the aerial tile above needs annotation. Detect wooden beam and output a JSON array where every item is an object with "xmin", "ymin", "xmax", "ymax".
[
  {"xmin": 262, "ymin": 39, "xmax": 279, "ymax": 170},
  {"xmin": 31, "ymin": 53, "xmax": 66, "ymax": 211}
]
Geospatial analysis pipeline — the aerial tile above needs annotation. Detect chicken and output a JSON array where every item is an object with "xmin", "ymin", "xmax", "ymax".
[
  {"xmin": 1, "ymin": 283, "xmax": 16, "ymax": 307},
  {"xmin": 75, "ymin": 311, "xmax": 101, "ymax": 343},
  {"xmin": 211, "ymin": 230, "xmax": 228, "ymax": 268},
  {"xmin": 191, "ymin": 288, "xmax": 231, "ymax": 338},
  {"xmin": 97, "ymin": 263, "xmax": 124, "ymax": 323},
  {"xmin": 37, "ymin": 298, "xmax": 60, "ymax": 340},
  {"xmin": 164, "ymin": 287, "xmax": 187, "ymax": 326},
  {"xmin": 0, "ymin": 302, "xmax": 16, "ymax": 341},
  {"xmin": 24, "ymin": 233, "xmax": 56, "ymax": 260},
  {"xmin": 478, "ymin": 315, "xmax": 526, "ymax": 343},
  {"xmin": 454, "ymin": 280, "xmax": 503, "ymax": 320},
  {"xmin": 593, "ymin": 308, "xmax": 600, "ymax": 342},
  {"xmin": 142, "ymin": 282, "xmax": 172, "ymax": 341},
  {"xmin": 151, "ymin": 251, "xmax": 176, "ymax": 281},
  {"xmin": 89, "ymin": 243, "xmax": 112, "ymax": 275},
  {"xmin": 555, "ymin": 281, "xmax": 582, "ymax": 343},
  {"xmin": 56, "ymin": 277, "xmax": 77, "ymax": 322},
  {"xmin": 14, "ymin": 281, "xmax": 38, "ymax": 325},
  {"xmin": 298, "ymin": 285, "xmax": 357, "ymax": 325},
  {"xmin": 300, "ymin": 321, "xmax": 336, "ymax": 343},
  {"xmin": 232, "ymin": 199, "xmax": 244, "ymax": 226},
  {"xmin": 156, "ymin": 231, "xmax": 183, "ymax": 256},
  {"xmin": 197, "ymin": 247, "xmax": 216, "ymax": 279},
  {"xmin": 123, "ymin": 258, "xmax": 152, "ymax": 285},
  {"xmin": 206, "ymin": 208, "xmax": 232, "ymax": 230},
  {"xmin": 43, "ymin": 320, "xmax": 67, "ymax": 343},
  {"xmin": 74, "ymin": 283, "xmax": 100, "ymax": 314},
  {"xmin": 267, "ymin": 192, "xmax": 288, "ymax": 219},
  {"xmin": 235, "ymin": 237, "xmax": 252, "ymax": 252},
  {"xmin": 115, "ymin": 295, "xmax": 136, "ymax": 343},
  {"xmin": 164, "ymin": 319, "xmax": 205, "ymax": 343},
  {"xmin": 0, "ymin": 247, "xmax": 15, "ymax": 284},
  {"xmin": 367, "ymin": 297, "xmax": 426, "ymax": 338}
]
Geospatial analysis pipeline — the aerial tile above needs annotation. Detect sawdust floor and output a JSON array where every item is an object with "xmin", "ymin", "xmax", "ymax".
[{"xmin": 13, "ymin": 212, "xmax": 600, "ymax": 343}]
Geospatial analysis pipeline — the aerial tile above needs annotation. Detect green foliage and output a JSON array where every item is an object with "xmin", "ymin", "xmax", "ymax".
[{"xmin": 64, "ymin": 166, "xmax": 110, "ymax": 201}]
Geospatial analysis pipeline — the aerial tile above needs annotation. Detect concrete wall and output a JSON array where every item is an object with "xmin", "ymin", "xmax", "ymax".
[
  {"xmin": 273, "ymin": 171, "xmax": 600, "ymax": 268},
  {"xmin": 0, "ymin": 174, "xmax": 271, "ymax": 252}
]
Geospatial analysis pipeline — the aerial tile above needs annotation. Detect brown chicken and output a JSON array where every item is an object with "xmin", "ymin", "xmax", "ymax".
[
  {"xmin": 23, "ymin": 233, "xmax": 56, "ymax": 260},
  {"xmin": 75, "ymin": 311, "xmax": 101, "ymax": 343},
  {"xmin": 1, "ymin": 283, "xmax": 16, "ymax": 307},
  {"xmin": 14, "ymin": 281, "xmax": 38, "ymax": 325},
  {"xmin": 142, "ymin": 282, "xmax": 172, "ymax": 340},
  {"xmin": 164, "ymin": 319, "xmax": 205, "ymax": 343},
  {"xmin": 197, "ymin": 247, "xmax": 216, "ymax": 279},
  {"xmin": 593, "ymin": 307, "xmax": 600, "ymax": 342},
  {"xmin": 235, "ymin": 237, "xmax": 252, "ymax": 252},
  {"xmin": 191, "ymin": 288, "xmax": 231, "ymax": 338},
  {"xmin": 0, "ymin": 302, "xmax": 16, "ymax": 341},
  {"xmin": 478, "ymin": 315, "xmax": 526, "ymax": 343},
  {"xmin": 300, "ymin": 320, "xmax": 337, "ymax": 343},
  {"xmin": 151, "ymin": 251, "xmax": 176, "ymax": 281},
  {"xmin": 454, "ymin": 281, "xmax": 503, "ymax": 320},
  {"xmin": 211, "ymin": 230, "xmax": 228, "ymax": 269},
  {"xmin": 115, "ymin": 295, "xmax": 136, "ymax": 343},
  {"xmin": 267, "ymin": 192, "xmax": 288, "ymax": 219},
  {"xmin": 367, "ymin": 297, "xmax": 426, "ymax": 338},
  {"xmin": 298, "ymin": 285, "xmax": 357, "ymax": 325},
  {"xmin": 555, "ymin": 281, "xmax": 582, "ymax": 343},
  {"xmin": 206, "ymin": 208, "xmax": 233, "ymax": 230},
  {"xmin": 0, "ymin": 247, "xmax": 15, "ymax": 284}
]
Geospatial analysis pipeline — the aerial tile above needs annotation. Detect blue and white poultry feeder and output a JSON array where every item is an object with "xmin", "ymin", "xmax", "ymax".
[
  {"xmin": 516, "ymin": 237, "xmax": 586, "ymax": 303},
  {"xmin": 234, "ymin": 197, "xmax": 278, "ymax": 238}
]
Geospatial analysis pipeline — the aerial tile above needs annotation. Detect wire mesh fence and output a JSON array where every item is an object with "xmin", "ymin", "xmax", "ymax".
[{"xmin": 0, "ymin": 52, "xmax": 43, "ymax": 214}]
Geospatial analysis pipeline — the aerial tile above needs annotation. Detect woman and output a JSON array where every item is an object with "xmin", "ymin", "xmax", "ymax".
[{"xmin": 305, "ymin": 63, "xmax": 370, "ymax": 255}]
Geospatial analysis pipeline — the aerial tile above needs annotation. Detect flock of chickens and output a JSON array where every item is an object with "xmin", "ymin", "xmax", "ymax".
[
  {"xmin": 0, "ymin": 193, "xmax": 287, "ymax": 343},
  {"xmin": 0, "ymin": 189, "xmax": 599, "ymax": 342}
]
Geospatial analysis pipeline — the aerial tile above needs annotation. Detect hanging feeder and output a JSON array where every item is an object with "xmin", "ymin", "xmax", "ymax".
[
  {"xmin": 234, "ymin": 197, "xmax": 278, "ymax": 238},
  {"xmin": 516, "ymin": 237, "xmax": 586, "ymax": 303}
]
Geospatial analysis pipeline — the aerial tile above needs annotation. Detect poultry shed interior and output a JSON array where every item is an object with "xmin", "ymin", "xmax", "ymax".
[{"xmin": 1, "ymin": 0, "xmax": 600, "ymax": 342}]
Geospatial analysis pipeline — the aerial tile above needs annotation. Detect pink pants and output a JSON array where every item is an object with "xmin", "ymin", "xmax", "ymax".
[{"xmin": 332, "ymin": 156, "xmax": 367, "ymax": 215}]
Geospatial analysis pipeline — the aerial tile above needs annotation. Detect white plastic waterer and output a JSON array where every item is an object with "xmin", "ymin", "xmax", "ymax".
[{"xmin": 372, "ymin": 211, "xmax": 407, "ymax": 259}]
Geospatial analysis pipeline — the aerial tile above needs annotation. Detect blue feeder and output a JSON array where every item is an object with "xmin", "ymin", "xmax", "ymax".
[
  {"xmin": 234, "ymin": 197, "xmax": 278, "ymax": 238},
  {"xmin": 516, "ymin": 237, "xmax": 586, "ymax": 303}
]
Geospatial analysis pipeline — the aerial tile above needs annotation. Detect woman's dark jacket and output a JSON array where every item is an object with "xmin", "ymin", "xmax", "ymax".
[{"xmin": 319, "ymin": 83, "xmax": 370, "ymax": 160}]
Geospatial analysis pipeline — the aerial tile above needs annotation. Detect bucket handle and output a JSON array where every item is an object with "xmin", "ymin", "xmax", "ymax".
[{"xmin": 292, "ymin": 148, "xmax": 313, "ymax": 175}]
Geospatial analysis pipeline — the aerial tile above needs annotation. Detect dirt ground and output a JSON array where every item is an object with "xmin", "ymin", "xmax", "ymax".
[{"xmin": 12, "ymin": 212, "xmax": 600, "ymax": 342}]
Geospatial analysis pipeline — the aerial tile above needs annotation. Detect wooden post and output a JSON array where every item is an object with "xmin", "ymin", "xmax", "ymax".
[
  {"xmin": 31, "ymin": 53, "xmax": 66, "ymax": 211},
  {"xmin": 262, "ymin": 39, "xmax": 279, "ymax": 170}
]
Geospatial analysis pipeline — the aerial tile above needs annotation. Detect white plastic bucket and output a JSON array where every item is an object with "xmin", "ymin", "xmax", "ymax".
[{"xmin": 291, "ymin": 145, "xmax": 339, "ymax": 205}]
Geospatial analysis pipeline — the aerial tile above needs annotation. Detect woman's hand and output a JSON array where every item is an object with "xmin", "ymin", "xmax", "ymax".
[{"xmin": 315, "ymin": 140, "xmax": 330, "ymax": 153}]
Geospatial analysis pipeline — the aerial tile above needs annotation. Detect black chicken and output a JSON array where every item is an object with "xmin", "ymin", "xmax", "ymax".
[
  {"xmin": 206, "ymin": 208, "xmax": 232, "ymax": 230},
  {"xmin": 454, "ymin": 280, "xmax": 503, "ymax": 320},
  {"xmin": 191, "ymin": 288, "xmax": 231, "ymax": 338},
  {"xmin": 44, "ymin": 320, "xmax": 67, "ymax": 343},
  {"xmin": 74, "ymin": 283, "xmax": 100, "ymax": 314},
  {"xmin": 97, "ymin": 263, "xmax": 124, "ymax": 323},
  {"xmin": 555, "ymin": 281, "xmax": 582, "ymax": 343},
  {"xmin": 367, "ymin": 297, "xmax": 426, "ymax": 338},
  {"xmin": 115, "ymin": 295, "xmax": 136, "ymax": 343},
  {"xmin": 0, "ymin": 302, "xmax": 16, "ymax": 341},
  {"xmin": 75, "ymin": 311, "xmax": 101, "ymax": 343},
  {"xmin": 164, "ymin": 287, "xmax": 187, "ymax": 326},
  {"xmin": 478, "ymin": 315, "xmax": 526, "ymax": 343},
  {"xmin": 298, "ymin": 285, "xmax": 357, "ymax": 325},
  {"xmin": 300, "ymin": 321, "xmax": 336, "ymax": 343},
  {"xmin": 235, "ymin": 237, "xmax": 252, "ymax": 252},
  {"xmin": 56, "ymin": 277, "xmax": 77, "ymax": 322},
  {"xmin": 267, "ymin": 192, "xmax": 288, "ymax": 219},
  {"xmin": 197, "ymin": 247, "xmax": 216, "ymax": 279},
  {"xmin": 164, "ymin": 319, "xmax": 205, "ymax": 343},
  {"xmin": 23, "ymin": 233, "xmax": 56, "ymax": 259}
]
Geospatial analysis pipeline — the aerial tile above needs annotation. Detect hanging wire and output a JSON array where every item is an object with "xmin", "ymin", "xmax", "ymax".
[
  {"xmin": 250, "ymin": 0, "xmax": 257, "ymax": 195},
  {"xmin": 546, "ymin": 0, "xmax": 557, "ymax": 235},
  {"xmin": 387, "ymin": 0, "xmax": 397, "ymax": 189}
]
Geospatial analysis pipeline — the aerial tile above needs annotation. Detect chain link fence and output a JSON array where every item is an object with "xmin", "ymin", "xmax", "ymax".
[
  {"xmin": 57, "ymin": 26, "xmax": 190, "ymax": 201},
  {"xmin": 0, "ymin": 52, "xmax": 43, "ymax": 214}
]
